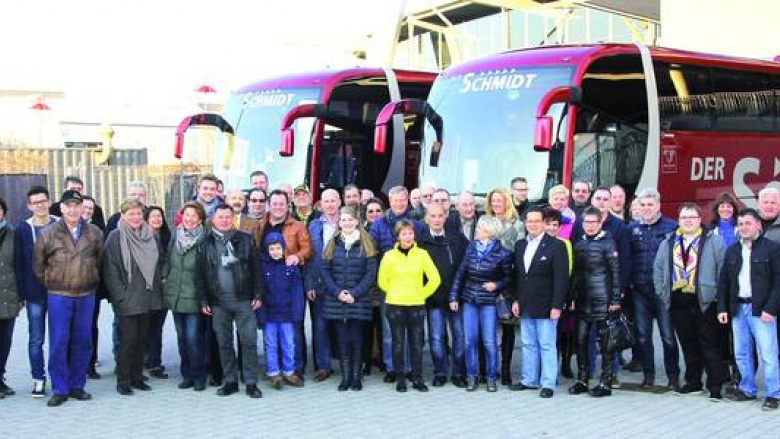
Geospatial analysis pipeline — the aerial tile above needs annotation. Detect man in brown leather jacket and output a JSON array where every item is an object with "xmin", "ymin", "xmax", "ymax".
[{"xmin": 33, "ymin": 190, "xmax": 103, "ymax": 407}]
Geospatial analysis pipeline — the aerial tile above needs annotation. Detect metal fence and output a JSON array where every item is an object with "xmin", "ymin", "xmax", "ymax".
[{"xmin": 0, "ymin": 147, "xmax": 212, "ymax": 225}]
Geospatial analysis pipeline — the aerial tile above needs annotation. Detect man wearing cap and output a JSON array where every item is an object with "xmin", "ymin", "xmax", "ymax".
[
  {"xmin": 33, "ymin": 190, "xmax": 103, "ymax": 407},
  {"xmin": 291, "ymin": 185, "xmax": 321, "ymax": 227}
]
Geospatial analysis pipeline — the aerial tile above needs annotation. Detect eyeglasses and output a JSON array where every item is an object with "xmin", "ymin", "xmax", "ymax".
[
  {"xmin": 679, "ymin": 216, "xmax": 700, "ymax": 220},
  {"xmin": 367, "ymin": 209, "xmax": 383, "ymax": 214},
  {"xmin": 29, "ymin": 200, "xmax": 49, "ymax": 205},
  {"xmin": 249, "ymin": 198, "xmax": 266, "ymax": 203}
]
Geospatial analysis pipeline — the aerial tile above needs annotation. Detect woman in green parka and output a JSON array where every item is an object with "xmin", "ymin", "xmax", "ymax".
[
  {"xmin": 164, "ymin": 201, "xmax": 209, "ymax": 391},
  {"xmin": 0, "ymin": 197, "xmax": 19, "ymax": 398}
]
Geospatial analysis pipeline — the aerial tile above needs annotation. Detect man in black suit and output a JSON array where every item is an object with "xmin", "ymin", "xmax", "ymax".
[{"xmin": 510, "ymin": 207, "xmax": 569, "ymax": 398}]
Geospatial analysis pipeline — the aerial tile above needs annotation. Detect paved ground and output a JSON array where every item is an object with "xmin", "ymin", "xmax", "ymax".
[{"xmin": 2, "ymin": 302, "xmax": 778, "ymax": 438}]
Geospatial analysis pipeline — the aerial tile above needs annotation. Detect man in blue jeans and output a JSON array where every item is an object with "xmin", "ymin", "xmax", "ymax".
[
  {"xmin": 718, "ymin": 208, "xmax": 780, "ymax": 411},
  {"xmin": 33, "ymin": 190, "xmax": 103, "ymax": 407},
  {"xmin": 510, "ymin": 208, "xmax": 569, "ymax": 398},
  {"xmin": 628, "ymin": 188, "xmax": 680, "ymax": 389},
  {"xmin": 14, "ymin": 186, "xmax": 58, "ymax": 398},
  {"xmin": 305, "ymin": 188, "xmax": 341, "ymax": 382},
  {"xmin": 419, "ymin": 204, "xmax": 468, "ymax": 387}
]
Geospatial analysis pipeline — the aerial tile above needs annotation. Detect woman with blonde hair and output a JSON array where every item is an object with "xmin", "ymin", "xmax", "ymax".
[
  {"xmin": 483, "ymin": 188, "xmax": 524, "ymax": 385},
  {"xmin": 322, "ymin": 206, "xmax": 378, "ymax": 391},
  {"xmin": 449, "ymin": 215, "xmax": 513, "ymax": 392},
  {"xmin": 484, "ymin": 188, "xmax": 525, "ymax": 250},
  {"xmin": 547, "ymin": 185, "xmax": 577, "ymax": 240}
]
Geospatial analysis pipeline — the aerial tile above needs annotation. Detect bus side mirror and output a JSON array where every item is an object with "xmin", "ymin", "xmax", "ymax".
[
  {"xmin": 374, "ymin": 123, "xmax": 389, "ymax": 155},
  {"xmin": 534, "ymin": 116, "xmax": 553, "ymax": 152},
  {"xmin": 281, "ymin": 128, "xmax": 294, "ymax": 157},
  {"xmin": 280, "ymin": 103, "xmax": 325, "ymax": 157}
]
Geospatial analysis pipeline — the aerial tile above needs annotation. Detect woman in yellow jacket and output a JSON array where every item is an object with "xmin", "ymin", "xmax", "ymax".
[{"xmin": 378, "ymin": 219, "xmax": 441, "ymax": 393}]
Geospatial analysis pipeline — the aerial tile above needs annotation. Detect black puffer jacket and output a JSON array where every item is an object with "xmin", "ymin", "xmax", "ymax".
[
  {"xmin": 321, "ymin": 236, "xmax": 377, "ymax": 322},
  {"xmin": 449, "ymin": 239, "xmax": 513, "ymax": 306},
  {"xmin": 573, "ymin": 230, "xmax": 621, "ymax": 321},
  {"xmin": 418, "ymin": 228, "xmax": 469, "ymax": 308}
]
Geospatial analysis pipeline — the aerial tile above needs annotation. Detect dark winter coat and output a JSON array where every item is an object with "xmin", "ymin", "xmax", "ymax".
[
  {"xmin": 419, "ymin": 228, "xmax": 468, "ymax": 308},
  {"xmin": 321, "ymin": 236, "xmax": 377, "ymax": 321},
  {"xmin": 718, "ymin": 236, "xmax": 780, "ymax": 318},
  {"xmin": 260, "ymin": 258, "xmax": 305, "ymax": 323},
  {"xmin": 0, "ymin": 226, "xmax": 19, "ymax": 319},
  {"xmin": 102, "ymin": 229, "xmax": 164, "ymax": 316},
  {"xmin": 572, "ymin": 230, "xmax": 621, "ymax": 321},
  {"xmin": 628, "ymin": 216, "xmax": 677, "ymax": 293},
  {"xmin": 13, "ymin": 218, "xmax": 56, "ymax": 303},
  {"xmin": 197, "ymin": 230, "xmax": 264, "ymax": 306},
  {"xmin": 449, "ymin": 239, "xmax": 513, "ymax": 306}
]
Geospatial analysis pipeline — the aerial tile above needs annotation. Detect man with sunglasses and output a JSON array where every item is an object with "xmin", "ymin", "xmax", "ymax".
[{"xmin": 246, "ymin": 189, "xmax": 267, "ymax": 221}]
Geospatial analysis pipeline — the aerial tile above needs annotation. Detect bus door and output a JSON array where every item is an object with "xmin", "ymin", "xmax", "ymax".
[{"xmin": 571, "ymin": 53, "xmax": 649, "ymax": 200}]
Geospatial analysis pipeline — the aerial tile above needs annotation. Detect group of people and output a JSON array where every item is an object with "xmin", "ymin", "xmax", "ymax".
[{"xmin": 0, "ymin": 170, "xmax": 779, "ymax": 413}]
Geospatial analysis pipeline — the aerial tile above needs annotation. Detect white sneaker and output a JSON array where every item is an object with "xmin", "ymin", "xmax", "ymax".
[{"xmin": 31, "ymin": 379, "xmax": 45, "ymax": 398}]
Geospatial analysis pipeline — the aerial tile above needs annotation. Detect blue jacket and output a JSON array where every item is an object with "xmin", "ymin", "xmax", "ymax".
[
  {"xmin": 259, "ymin": 233, "xmax": 305, "ymax": 324},
  {"xmin": 305, "ymin": 216, "xmax": 338, "ymax": 293},
  {"xmin": 369, "ymin": 208, "xmax": 424, "ymax": 255},
  {"xmin": 14, "ymin": 218, "xmax": 56, "ymax": 303},
  {"xmin": 628, "ymin": 216, "xmax": 677, "ymax": 293},
  {"xmin": 449, "ymin": 239, "xmax": 513, "ymax": 306},
  {"xmin": 321, "ymin": 236, "xmax": 377, "ymax": 321}
]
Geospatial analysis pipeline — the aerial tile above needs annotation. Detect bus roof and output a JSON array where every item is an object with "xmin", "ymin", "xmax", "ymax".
[
  {"xmin": 233, "ymin": 68, "xmax": 437, "ymax": 94},
  {"xmin": 442, "ymin": 43, "xmax": 780, "ymax": 76}
]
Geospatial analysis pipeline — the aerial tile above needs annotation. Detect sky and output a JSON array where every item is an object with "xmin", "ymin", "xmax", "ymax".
[{"xmin": 0, "ymin": 0, "xmax": 410, "ymax": 100}]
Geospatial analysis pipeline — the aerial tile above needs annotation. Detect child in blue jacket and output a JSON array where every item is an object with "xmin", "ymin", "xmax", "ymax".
[{"xmin": 259, "ymin": 232, "xmax": 305, "ymax": 389}]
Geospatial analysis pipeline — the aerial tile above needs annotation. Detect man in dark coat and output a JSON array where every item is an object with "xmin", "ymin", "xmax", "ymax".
[
  {"xmin": 717, "ymin": 208, "xmax": 780, "ymax": 411},
  {"xmin": 419, "ymin": 204, "xmax": 468, "ymax": 388},
  {"xmin": 198, "ymin": 204, "xmax": 264, "ymax": 399}
]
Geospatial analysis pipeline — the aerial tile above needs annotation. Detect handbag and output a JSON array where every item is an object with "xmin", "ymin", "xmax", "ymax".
[
  {"xmin": 604, "ymin": 311, "xmax": 636, "ymax": 353},
  {"xmin": 496, "ymin": 294, "xmax": 518, "ymax": 324}
]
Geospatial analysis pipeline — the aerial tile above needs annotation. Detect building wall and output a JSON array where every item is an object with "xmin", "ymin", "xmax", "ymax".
[{"xmin": 659, "ymin": 0, "xmax": 780, "ymax": 59}]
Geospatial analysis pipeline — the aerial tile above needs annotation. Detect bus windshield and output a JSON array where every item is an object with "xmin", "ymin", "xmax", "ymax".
[
  {"xmin": 217, "ymin": 87, "xmax": 322, "ymax": 189},
  {"xmin": 421, "ymin": 67, "xmax": 573, "ymax": 200}
]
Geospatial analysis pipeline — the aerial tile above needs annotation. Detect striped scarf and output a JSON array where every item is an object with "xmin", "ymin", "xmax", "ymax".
[{"xmin": 671, "ymin": 228, "xmax": 701, "ymax": 294}]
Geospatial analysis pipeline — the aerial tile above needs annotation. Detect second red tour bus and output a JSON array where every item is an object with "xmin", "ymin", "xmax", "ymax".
[{"xmin": 375, "ymin": 43, "xmax": 780, "ymax": 215}]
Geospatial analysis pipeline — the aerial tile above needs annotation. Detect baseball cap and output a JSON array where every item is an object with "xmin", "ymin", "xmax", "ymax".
[
  {"xmin": 60, "ymin": 189, "xmax": 83, "ymax": 204},
  {"xmin": 294, "ymin": 185, "xmax": 310, "ymax": 195}
]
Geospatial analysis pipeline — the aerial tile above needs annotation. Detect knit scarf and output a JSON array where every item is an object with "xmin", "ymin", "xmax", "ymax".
[
  {"xmin": 212, "ymin": 228, "xmax": 237, "ymax": 258},
  {"xmin": 119, "ymin": 219, "xmax": 159, "ymax": 290},
  {"xmin": 341, "ymin": 230, "xmax": 360, "ymax": 251},
  {"xmin": 176, "ymin": 223, "xmax": 204, "ymax": 254},
  {"xmin": 671, "ymin": 228, "xmax": 701, "ymax": 294},
  {"xmin": 198, "ymin": 196, "xmax": 219, "ymax": 218}
]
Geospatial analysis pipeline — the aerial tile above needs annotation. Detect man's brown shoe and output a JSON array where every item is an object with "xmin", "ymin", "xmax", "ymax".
[
  {"xmin": 313, "ymin": 369, "xmax": 332, "ymax": 382},
  {"xmin": 285, "ymin": 374, "xmax": 304, "ymax": 387},
  {"xmin": 270, "ymin": 376, "xmax": 283, "ymax": 390}
]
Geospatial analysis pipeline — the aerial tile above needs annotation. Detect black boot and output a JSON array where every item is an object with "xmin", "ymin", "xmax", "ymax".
[
  {"xmin": 352, "ymin": 345, "xmax": 363, "ymax": 391},
  {"xmin": 500, "ymin": 337, "xmax": 513, "ymax": 386},
  {"xmin": 338, "ymin": 359, "xmax": 351, "ymax": 392},
  {"xmin": 560, "ymin": 333, "xmax": 575, "ymax": 379}
]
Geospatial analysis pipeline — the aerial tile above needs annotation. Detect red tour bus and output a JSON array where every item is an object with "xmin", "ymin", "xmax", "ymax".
[
  {"xmin": 375, "ymin": 43, "xmax": 780, "ymax": 216},
  {"xmin": 177, "ymin": 68, "xmax": 435, "ymax": 200}
]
